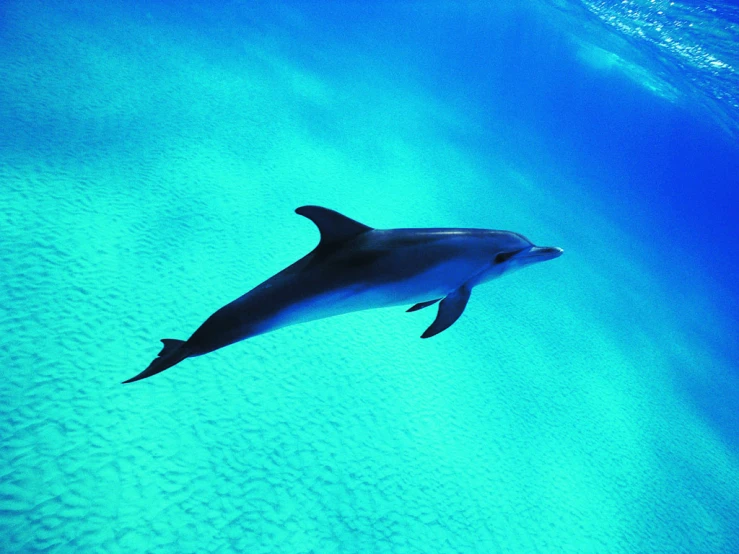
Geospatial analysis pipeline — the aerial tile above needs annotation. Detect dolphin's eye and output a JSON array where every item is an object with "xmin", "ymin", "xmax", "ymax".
[{"xmin": 494, "ymin": 251, "xmax": 518, "ymax": 264}]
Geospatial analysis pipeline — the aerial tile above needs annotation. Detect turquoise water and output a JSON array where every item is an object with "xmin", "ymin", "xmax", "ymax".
[{"xmin": 2, "ymin": 1, "xmax": 738, "ymax": 552}]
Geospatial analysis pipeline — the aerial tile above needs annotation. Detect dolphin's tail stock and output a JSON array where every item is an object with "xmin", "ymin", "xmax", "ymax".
[{"xmin": 123, "ymin": 339, "xmax": 191, "ymax": 384}]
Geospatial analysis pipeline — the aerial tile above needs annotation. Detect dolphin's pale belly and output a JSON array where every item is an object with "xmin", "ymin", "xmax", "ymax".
[{"xmin": 261, "ymin": 259, "xmax": 489, "ymax": 333}]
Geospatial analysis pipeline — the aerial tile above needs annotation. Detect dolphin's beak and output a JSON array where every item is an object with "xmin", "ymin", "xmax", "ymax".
[{"xmin": 527, "ymin": 246, "xmax": 564, "ymax": 261}]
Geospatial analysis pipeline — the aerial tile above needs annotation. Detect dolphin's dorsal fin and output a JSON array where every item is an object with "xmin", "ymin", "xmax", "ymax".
[{"xmin": 296, "ymin": 206, "xmax": 373, "ymax": 245}]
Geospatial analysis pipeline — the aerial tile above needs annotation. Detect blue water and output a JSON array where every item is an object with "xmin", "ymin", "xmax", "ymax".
[{"xmin": 1, "ymin": 1, "xmax": 738, "ymax": 552}]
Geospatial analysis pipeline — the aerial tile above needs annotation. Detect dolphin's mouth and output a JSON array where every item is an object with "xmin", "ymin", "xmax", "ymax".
[{"xmin": 526, "ymin": 246, "xmax": 564, "ymax": 261}]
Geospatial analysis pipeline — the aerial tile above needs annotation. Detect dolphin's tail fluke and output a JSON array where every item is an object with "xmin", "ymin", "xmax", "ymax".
[{"xmin": 122, "ymin": 339, "xmax": 191, "ymax": 384}]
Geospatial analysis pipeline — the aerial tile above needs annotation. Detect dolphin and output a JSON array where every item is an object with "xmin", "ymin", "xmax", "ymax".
[{"xmin": 123, "ymin": 206, "xmax": 563, "ymax": 383}]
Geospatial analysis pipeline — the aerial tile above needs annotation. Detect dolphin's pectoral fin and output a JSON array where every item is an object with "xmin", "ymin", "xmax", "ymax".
[
  {"xmin": 407, "ymin": 299, "xmax": 441, "ymax": 312},
  {"xmin": 421, "ymin": 286, "xmax": 471, "ymax": 339},
  {"xmin": 296, "ymin": 206, "xmax": 373, "ymax": 246}
]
